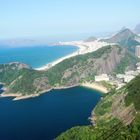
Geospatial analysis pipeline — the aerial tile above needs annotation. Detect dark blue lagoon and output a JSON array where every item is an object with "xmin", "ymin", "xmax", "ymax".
[
  {"xmin": 0, "ymin": 45, "xmax": 77, "ymax": 68},
  {"xmin": 0, "ymin": 86, "xmax": 101, "ymax": 140}
]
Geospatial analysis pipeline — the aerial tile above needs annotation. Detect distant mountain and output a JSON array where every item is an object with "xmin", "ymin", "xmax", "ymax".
[
  {"xmin": 134, "ymin": 23, "xmax": 140, "ymax": 34},
  {"xmin": 101, "ymin": 28, "xmax": 136, "ymax": 43},
  {"xmin": 100, "ymin": 28, "xmax": 140, "ymax": 53},
  {"xmin": 84, "ymin": 36, "xmax": 97, "ymax": 42}
]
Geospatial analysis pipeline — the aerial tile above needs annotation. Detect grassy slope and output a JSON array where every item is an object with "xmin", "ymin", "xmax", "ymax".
[
  {"xmin": 0, "ymin": 64, "xmax": 45, "ymax": 95},
  {"xmin": 125, "ymin": 75, "xmax": 140, "ymax": 111}
]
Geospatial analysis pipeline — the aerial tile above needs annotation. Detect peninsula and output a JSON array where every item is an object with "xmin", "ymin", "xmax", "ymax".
[{"xmin": 0, "ymin": 28, "xmax": 140, "ymax": 101}]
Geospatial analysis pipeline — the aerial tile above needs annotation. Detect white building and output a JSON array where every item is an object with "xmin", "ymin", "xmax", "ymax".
[
  {"xmin": 117, "ymin": 83, "xmax": 126, "ymax": 89},
  {"xmin": 135, "ymin": 45, "xmax": 140, "ymax": 58},
  {"xmin": 124, "ymin": 75, "xmax": 135, "ymax": 83},
  {"xmin": 95, "ymin": 74, "xmax": 109, "ymax": 82},
  {"xmin": 125, "ymin": 71, "xmax": 135, "ymax": 75},
  {"xmin": 137, "ymin": 66, "xmax": 140, "ymax": 70},
  {"xmin": 136, "ymin": 62, "xmax": 140, "ymax": 67},
  {"xmin": 116, "ymin": 74, "xmax": 125, "ymax": 79}
]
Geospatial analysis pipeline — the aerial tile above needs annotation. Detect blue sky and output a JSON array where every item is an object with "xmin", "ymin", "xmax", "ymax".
[{"xmin": 0, "ymin": 0, "xmax": 140, "ymax": 40}]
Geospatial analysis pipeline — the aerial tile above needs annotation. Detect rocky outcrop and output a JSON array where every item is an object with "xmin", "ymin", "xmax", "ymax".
[
  {"xmin": 111, "ymin": 94, "xmax": 135, "ymax": 126},
  {"xmin": 9, "ymin": 62, "xmax": 30, "ymax": 69},
  {"xmin": 33, "ymin": 77, "xmax": 51, "ymax": 93},
  {"xmin": 94, "ymin": 47, "xmax": 125, "ymax": 74}
]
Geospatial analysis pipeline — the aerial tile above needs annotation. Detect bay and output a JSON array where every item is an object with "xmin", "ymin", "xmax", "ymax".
[
  {"xmin": 0, "ymin": 86, "xmax": 101, "ymax": 140},
  {"xmin": 0, "ymin": 45, "xmax": 77, "ymax": 68}
]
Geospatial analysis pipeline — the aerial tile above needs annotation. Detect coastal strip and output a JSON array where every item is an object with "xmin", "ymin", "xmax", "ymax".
[
  {"xmin": 35, "ymin": 40, "xmax": 109, "ymax": 71},
  {"xmin": 35, "ymin": 45, "xmax": 84, "ymax": 71}
]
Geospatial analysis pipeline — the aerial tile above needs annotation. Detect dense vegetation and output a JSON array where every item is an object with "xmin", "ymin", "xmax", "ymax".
[
  {"xmin": 125, "ymin": 75, "xmax": 140, "ymax": 111},
  {"xmin": 0, "ymin": 63, "xmax": 45, "ymax": 95},
  {"xmin": 56, "ymin": 114, "xmax": 140, "ymax": 140},
  {"xmin": 119, "ymin": 37, "xmax": 140, "ymax": 53},
  {"xmin": 114, "ymin": 52, "xmax": 138, "ymax": 74},
  {"xmin": 9, "ymin": 69, "xmax": 44, "ymax": 95}
]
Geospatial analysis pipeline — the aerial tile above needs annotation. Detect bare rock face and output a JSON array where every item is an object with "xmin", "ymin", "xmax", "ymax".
[
  {"xmin": 9, "ymin": 62, "xmax": 30, "ymax": 70},
  {"xmin": 112, "ymin": 94, "xmax": 136, "ymax": 126},
  {"xmin": 0, "ymin": 62, "xmax": 30, "ymax": 74},
  {"xmin": 33, "ymin": 77, "xmax": 51, "ymax": 92},
  {"xmin": 95, "ymin": 47, "xmax": 125, "ymax": 74}
]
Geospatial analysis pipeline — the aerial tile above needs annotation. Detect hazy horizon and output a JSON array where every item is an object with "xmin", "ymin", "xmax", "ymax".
[{"xmin": 0, "ymin": 0, "xmax": 140, "ymax": 41}]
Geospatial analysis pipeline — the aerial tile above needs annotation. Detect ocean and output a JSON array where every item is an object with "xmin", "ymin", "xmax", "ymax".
[{"xmin": 0, "ymin": 45, "xmax": 78, "ymax": 68}]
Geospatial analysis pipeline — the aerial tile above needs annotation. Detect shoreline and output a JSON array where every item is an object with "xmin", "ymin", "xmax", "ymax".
[
  {"xmin": 0, "ymin": 85, "xmax": 78, "ymax": 101},
  {"xmin": 0, "ymin": 82, "xmax": 107, "ymax": 101},
  {"xmin": 81, "ymin": 82, "xmax": 109, "ymax": 93},
  {"xmin": 35, "ymin": 40, "xmax": 109, "ymax": 71},
  {"xmin": 35, "ymin": 45, "xmax": 84, "ymax": 71},
  {"xmin": 0, "ymin": 92, "xmax": 47, "ymax": 101}
]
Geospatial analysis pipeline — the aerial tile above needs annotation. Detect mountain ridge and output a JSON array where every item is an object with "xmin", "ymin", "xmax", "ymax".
[{"xmin": 100, "ymin": 28, "xmax": 140, "ymax": 53}]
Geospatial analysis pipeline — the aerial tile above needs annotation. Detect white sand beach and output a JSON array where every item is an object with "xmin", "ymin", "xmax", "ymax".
[
  {"xmin": 81, "ymin": 82, "xmax": 109, "ymax": 93},
  {"xmin": 35, "ymin": 40, "xmax": 109, "ymax": 71}
]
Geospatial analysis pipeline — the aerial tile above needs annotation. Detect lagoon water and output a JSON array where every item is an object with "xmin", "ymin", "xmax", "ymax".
[
  {"xmin": 0, "ymin": 45, "xmax": 77, "ymax": 68},
  {"xmin": 0, "ymin": 86, "xmax": 101, "ymax": 140}
]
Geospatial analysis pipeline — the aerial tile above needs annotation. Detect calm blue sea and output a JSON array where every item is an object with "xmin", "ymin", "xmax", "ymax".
[
  {"xmin": 0, "ymin": 86, "xmax": 101, "ymax": 140},
  {"xmin": 0, "ymin": 45, "xmax": 77, "ymax": 68}
]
